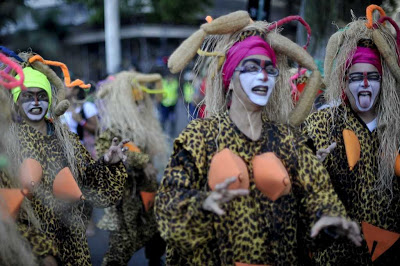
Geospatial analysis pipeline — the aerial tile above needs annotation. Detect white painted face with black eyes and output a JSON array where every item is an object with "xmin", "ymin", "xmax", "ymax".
[
  {"xmin": 237, "ymin": 55, "xmax": 277, "ymax": 106},
  {"xmin": 18, "ymin": 87, "xmax": 49, "ymax": 122},
  {"xmin": 345, "ymin": 63, "xmax": 381, "ymax": 113}
]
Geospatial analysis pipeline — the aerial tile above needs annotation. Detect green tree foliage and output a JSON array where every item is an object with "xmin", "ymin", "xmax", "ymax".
[
  {"xmin": 299, "ymin": 0, "xmax": 398, "ymax": 59},
  {"xmin": 0, "ymin": 0, "xmax": 28, "ymax": 28},
  {"xmin": 151, "ymin": 0, "xmax": 212, "ymax": 23},
  {"xmin": 67, "ymin": 0, "xmax": 213, "ymax": 25}
]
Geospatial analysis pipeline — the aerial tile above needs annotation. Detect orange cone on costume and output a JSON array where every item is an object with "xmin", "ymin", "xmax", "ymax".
[
  {"xmin": 52, "ymin": 167, "xmax": 84, "ymax": 202},
  {"xmin": 343, "ymin": 129, "xmax": 361, "ymax": 170},
  {"xmin": 394, "ymin": 154, "xmax": 400, "ymax": 177},
  {"xmin": 252, "ymin": 152, "xmax": 291, "ymax": 201},
  {"xmin": 208, "ymin": 148, "xmax": 250, "ymax": 190},
  {"xmin": 123, "ymin": 141, "xmax": 141, "ymax": 153},
  {"xmin": 18, "ymin": 158, "xmax": 42, "ymax": 197},
  {"xmin": 0, "ymin": 188, "xmax": 27, "ymax": 220},
  {"xmin": 362, "ymin": 221, "xmax": 400, "ymax": 261},
  {"xmin": 140, "ymin": 191, "xmax": 156, "ymax": 212}
]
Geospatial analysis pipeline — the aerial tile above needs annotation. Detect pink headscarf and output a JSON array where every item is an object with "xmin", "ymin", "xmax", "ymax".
[
  {"xmin": 222, "ymin": 36, "xmax": 276, "ymax": 89},
  {"xmin": 347, "ymin": 47, "xmax": 382, "ymax": 74}
]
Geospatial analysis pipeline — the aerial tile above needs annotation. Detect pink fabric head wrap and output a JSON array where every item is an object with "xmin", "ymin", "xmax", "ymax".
[
  {"xmin": 222, "ymin": 36, "xmax": 276, "ymax": 89},
  {"xmin": 347, "ymin": 47, "xmax": 382, "ymax": 74}
]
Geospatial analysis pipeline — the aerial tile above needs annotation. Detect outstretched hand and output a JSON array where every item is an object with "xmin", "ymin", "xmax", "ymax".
[
  {"xmin": 311, "ymin": 216, "xmax": 362, "ymax": 246},
  {"xmin": 316, "ymin": 142, "xmax": 336, "ymax": 162},
  {"xmin": 202, "ymin": 177, "xmax": 249, "ymax": 216},
  {"xmin": 103, "ymin": 137, "xmax": 130, "ymax": 164}
]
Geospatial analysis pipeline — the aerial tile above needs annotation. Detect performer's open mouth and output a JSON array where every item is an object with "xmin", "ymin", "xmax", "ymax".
[
  {"xmin": 29, "ymin": 107, "xmax": 43, "ymax": 115},
  {"xmin": 252, "ymin": 86, "xmax": 269, "ymax": 96}
]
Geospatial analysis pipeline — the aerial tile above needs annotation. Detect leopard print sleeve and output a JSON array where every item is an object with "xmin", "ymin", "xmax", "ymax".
[
  {"xmin": 17, "ymin": 222, "xmax": 59, "ymax": 259},
  {"xmin": 74, "ymin": 134, "xmax": 127, "ymax": 207},
  {"xmin": 302, "ymin": 109, "xmax": 334, "ymax": 153},
  {"xmin": 155, "ymin": 119, "xmax": 214, "ymax": 254},
  {"xmin": 294, "ymin": 140, "xmax": 348, "ymax": 225},
  {"xmin": 96, "ymin": 130, "xmax": 150, "ymax": 169}
]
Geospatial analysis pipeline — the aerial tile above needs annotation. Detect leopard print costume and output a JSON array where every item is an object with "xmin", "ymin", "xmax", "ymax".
[
  {"xmin": 13, "ymin": 120, "xmax": 127, "ymax": 265},
  {"xmin": 303, "ymin": 105, "xmax": 400, "ymax": 265},
  {"xmin": 155, "ymin": 112, "xmax": 347, "ymax": 265},
  {"xmin": 1, "ymin": 172, "xmax": 59, "ymax": 265},
  {"xmin": 96, "ymin": 129, "xmax": 161, "ymax": 265}
]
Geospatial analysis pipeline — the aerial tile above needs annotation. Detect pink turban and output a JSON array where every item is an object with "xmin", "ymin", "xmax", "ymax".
[
  {"xmin": 222, "ymin": 36, "xmax": 276, "ymax": 89},
  {"xmin": 347, "ymin": 47, "xmax": 382, "ymax": 74}
]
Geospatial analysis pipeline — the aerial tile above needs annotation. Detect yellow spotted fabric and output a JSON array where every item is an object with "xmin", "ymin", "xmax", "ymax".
[
  {"xmin": 303, "ymin": 105, "xmax": 400, "ymax": 265},
  {"xmin": 12, "ymin": 120, "xmax": 127, "ymax": 265},
  {"xmin": 96, "ymin": 129, "xmax": 159, "ymax": 265},
  {"xmin": 155, "ymin": 112, "xmax": 347, "ymax": 265}
]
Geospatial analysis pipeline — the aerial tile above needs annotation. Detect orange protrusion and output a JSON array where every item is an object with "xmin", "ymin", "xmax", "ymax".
[
  {"xmin": 19, "ymin": 158, "xmax": 43, "ymax": 198},
  {"xmin": 208, "ymin": 148, "xmax": 250, "ymax": 191},
  {"xmin": 140, "ymin": 191, "xmax": 156, "ymax": 212},
  {"xmin": 343, "ymin": 129, "xmax": 361, "ymax": 171},
  {"xmin": 53, "ymin": 167, "xmax": 84, "ymax": 202},
  {"xmin": 365, "ymin": 5, "xmax": 386, "ymax": 29},
  {"xmin": 28, "ymin": 55, "xmax": 91, "ymax": 89},
  {"xmin": 123, "ymin": 142, "xmax": 141, "ymax": 153},
  {"xmin": 362, "ymin": 221, "xmax": 400, "ymax": 261},
  {"xmin": 205, "ymin": 15, "xmax": 213, "ymax": 23},
  {"xmin": 0, "ymin": 188, "xmax": 25, "ymax": 220},
  {"xmin": 252, "ymin": 152, "xmax": 291, "ymax": 201},
  {"xmin": 394, "ymin": 154, "xmax": 400, "ymax": 177}
]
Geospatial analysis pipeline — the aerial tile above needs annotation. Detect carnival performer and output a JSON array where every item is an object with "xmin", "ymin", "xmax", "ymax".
[
  {"xmin": 303, "ymin": 5, "xmax": 400, "ymax": 265},
  {"xmin": 96, "ymin": 71, "xmax": 168, "ymax": 265},
  {"xmin": 155, "ymin": 11, "xmax": 361, "ymax": 265},
  {"xmin": 3, "ymin": 52, "xmax": 128, "ymax": 265},
  {"xmin": 0, "ymin": 48, "xmax": 63, "ymax": 266}
]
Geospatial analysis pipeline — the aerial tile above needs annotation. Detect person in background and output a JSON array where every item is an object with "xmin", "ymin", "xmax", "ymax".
[
  {"xmin": 303, "ymin": 6, "xmax": 400, "ymax": 264},
  {"xmin": 158, "ymin": 74, "xmax": 178, "ymax": 136}
]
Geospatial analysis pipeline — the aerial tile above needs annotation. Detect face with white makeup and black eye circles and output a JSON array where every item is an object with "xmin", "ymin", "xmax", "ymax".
[
  {"xmin": 345, "ymin": 63, "xmax": 381, "ymax": 116},
  {"xmin": 17, "ymin": 87, "xmax": 49, "ymax": 122},
  {"xmin": 232, "ymin": 54, "xmax": 278, "ymax": 109}
]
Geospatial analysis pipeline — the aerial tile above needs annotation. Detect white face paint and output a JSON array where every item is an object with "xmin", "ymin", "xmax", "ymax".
[
  {"xmin": 18, "ymin": 88, "xmax": 49, "ymax": 122},
  {"xmin": 239, "ymin": 71, "xmax": 276, "ymax": 106},
  {"xmin": 21, "ymin": 101, "xmax": 49, "ymax": 121},
  {"xmin": 346, "ymin": 63, "xmax": 381, "ymax": 113}
]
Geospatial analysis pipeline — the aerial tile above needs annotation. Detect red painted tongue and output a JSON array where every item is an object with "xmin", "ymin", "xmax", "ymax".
[{"xmin": 359, "ymin": 94, "xmax": 371, "ymax": 108}]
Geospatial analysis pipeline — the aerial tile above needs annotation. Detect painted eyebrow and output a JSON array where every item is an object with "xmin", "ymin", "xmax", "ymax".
[
  {"xmin": 241, "ymin": 58, "xmax": 273, "ymax": 66},
  {"xmin": 348, "ymin": 71, "xmax": 380, "ymax": 75}
]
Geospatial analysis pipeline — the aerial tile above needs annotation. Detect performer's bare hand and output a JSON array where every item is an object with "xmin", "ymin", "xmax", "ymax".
[
  {"xmin": 104, "ymin": 137, "xmax": 129, "ymax": 164},
  {"xmin": 202, "ymin": 177, "xmax": 249, "ymax": 216},
  {"xmin": 42, "ymin": 255, "xmax": 58, "ymax": 266},
  {"xmin": 311, "ymin": 216, "xmax": 362, "ymax": 246},
  {"xmin": 316, "ymin": 142, "xmax": 336, "ymax": 162}
]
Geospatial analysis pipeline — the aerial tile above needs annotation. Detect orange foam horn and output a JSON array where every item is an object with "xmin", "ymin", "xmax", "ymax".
[
  {"xmin": 140, "ymin": 191, "xmax": 156, "ymax": 212},
  {"xmin": 19, "ymin": 158, "xmax": 43, "ymax": 197},
  {"xmin": 0, "ymin": 188, "xmax": 25, "ymax": 220},
  {"xmin": 53, "ymin": 167, "xmax": 84, "ymax": 202}
]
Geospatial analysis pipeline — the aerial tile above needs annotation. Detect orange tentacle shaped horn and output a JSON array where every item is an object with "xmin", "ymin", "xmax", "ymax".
[
  {"xmin": 366, "ymin": 5, "xmax": 386, "ymax": 29},
  {"xmin": 28, "ymin": 55, "xmax": 91, "ymax": 89}
]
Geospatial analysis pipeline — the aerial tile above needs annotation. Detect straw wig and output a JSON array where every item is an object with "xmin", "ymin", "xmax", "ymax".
[
  {"xmin": 323, "ymin": 5, "xmax": 400, "ymax": 195},
  {"xmin": 168, "ymin": 11, "xmax": 322, "ymax": 126},
  {"xmin": 97, "ymin": 71, "xmax": 167, "ymax": 159}
]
